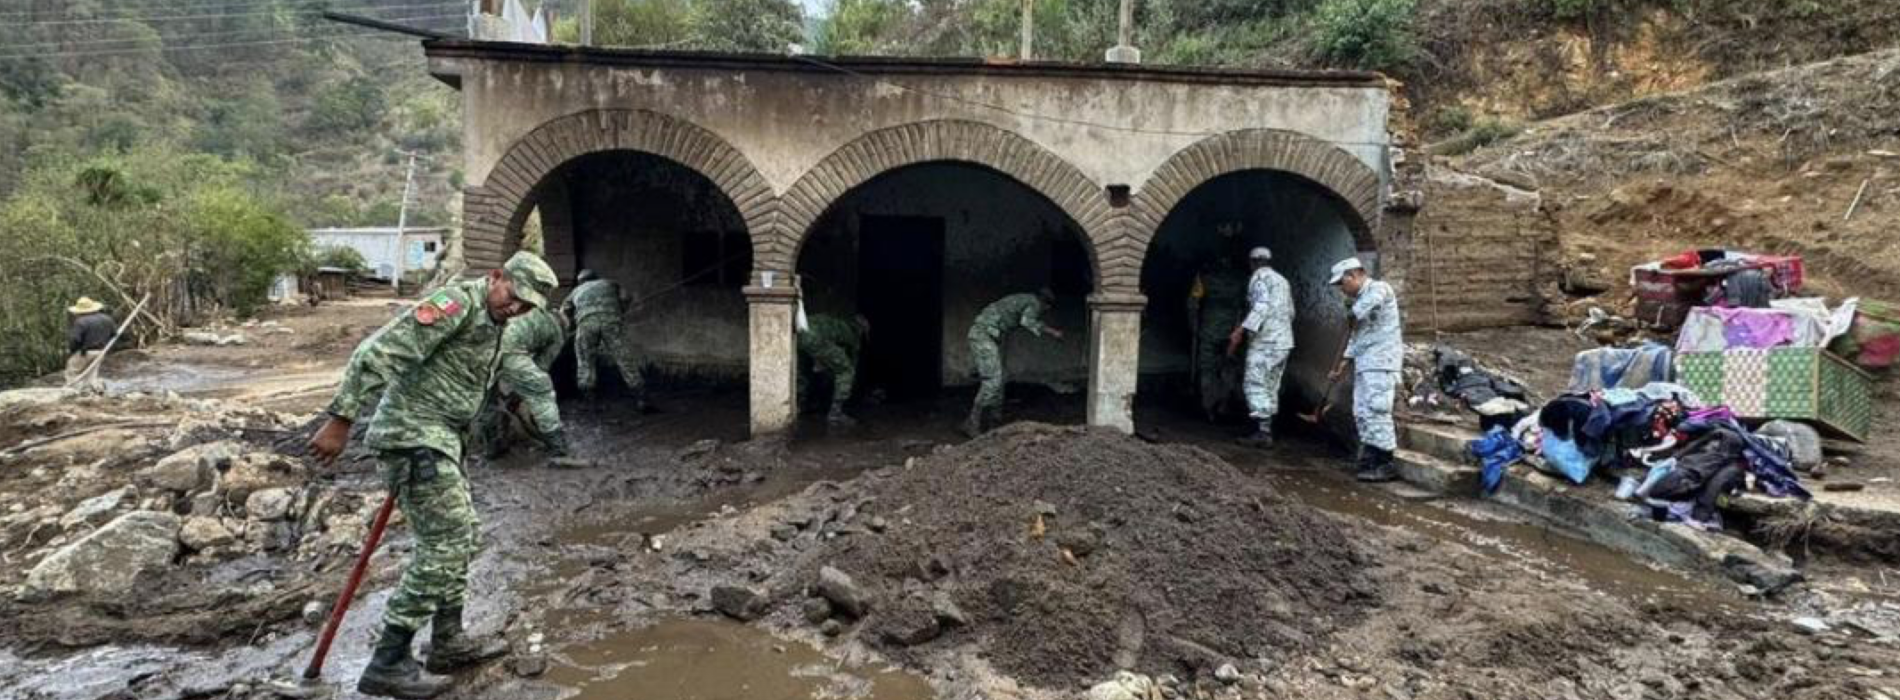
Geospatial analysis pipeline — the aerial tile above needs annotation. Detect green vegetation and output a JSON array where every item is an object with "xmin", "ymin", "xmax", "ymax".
[{"xmin": 552, "ymin": 0, "xmax": 803, "ymax": 51}]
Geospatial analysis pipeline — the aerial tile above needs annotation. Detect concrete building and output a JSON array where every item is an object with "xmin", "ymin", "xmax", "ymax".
[
  {"xmin": 422, "ymin": 41, "xmax": 1457, "ymax": 437},
  {"xmin": 309, "ymin": 226, "xmax": 449, "ymax": 287}
]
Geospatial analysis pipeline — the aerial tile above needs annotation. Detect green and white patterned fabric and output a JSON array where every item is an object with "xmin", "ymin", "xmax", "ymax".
[{"xmin": 1677, "ymin": 347, "xmax": 1872, "ymax": 441}]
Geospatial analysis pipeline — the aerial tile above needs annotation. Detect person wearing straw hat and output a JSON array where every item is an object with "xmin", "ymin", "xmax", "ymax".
[
  {"xmin": 65, "ymin": 297, "xmax": 115, "ymax": 388},
  {"xmin": 309, "ymin": 251, "xmax": 557, "ymax": 698},
  {"xmin": 1328, "ymin": 256, "xmax": 1404, "ymax": 482}
]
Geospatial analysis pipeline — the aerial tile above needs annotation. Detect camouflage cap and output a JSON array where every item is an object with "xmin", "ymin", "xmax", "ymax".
[{"xmin": 502, "ymin": 251, "xmax": 558, "ymax": 309}]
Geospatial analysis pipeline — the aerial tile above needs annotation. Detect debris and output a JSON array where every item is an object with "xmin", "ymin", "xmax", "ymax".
[
  {"xmin": 1822, "ymin": 482, "xmax": 1866, "ymax": 492},
  {"xmin": 801, "ymin": 597, "xmax": 834, "ymax": 624},
  {"xmin": 1214, "ymin": 663, "xmax": 1243, "ymax": 685},
  {"xmin": 820, "ymin": 619, "xmax": 844, "ymax": 637},
  {"xmin": 1844, "ymin": 178, "xmax": 1870, "ymax": 221},
  {"xmin": 246, "ymin": 488, "xmax": 297, "ymax": 521},
  {"xmin": 178, "ymin": 515, "xmax": 238, "ymax": 552},
  {"xmin": 679, "ymin": 439, "xmax": 721, "ymax": 461},
  {"xmin": 816, "ymin": 566, "xmax": 869, "ymax": 619},
  {"xmin": 931, "ymin": 591, "xmax": 969, "ymax": 627},
  {"xmin": 139, "ymin": 442, "xmax": 240, "ymax": 493},
  {"xmin": 509, "ymin": 653, "xmax": 549, "ymax": 678},
  {"xmin": 1793, "ymin": 617, "xmax": 1831, "ymax": 635},
  {"xmin": 301, "ymin": 600, "xmax": 326, "ymax": 625},
  {"xmin": 710, "ymin": 585, "xmax": 767, "ymax": 622},
  {"xmin": 21, "ymin": 511, "xmax": 181, "ymax": 601},
  {"xmin": 873, "ymin": 597, "xmax": 942, "ymax": 647},
  {"xmin": 1087, "ymin": 672, "xmax": 1157, "ymax": 700}
]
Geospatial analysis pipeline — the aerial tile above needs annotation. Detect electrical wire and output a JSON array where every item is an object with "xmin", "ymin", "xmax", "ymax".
[
  {"xmin": 0, "ymin": 27, "xmax": 424, "ymax": 61},
  {"xmin": 1, "ymin": 1, "xmax": 463, "ymax": 25}
]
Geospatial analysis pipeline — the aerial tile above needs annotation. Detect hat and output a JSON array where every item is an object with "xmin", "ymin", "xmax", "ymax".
[
  {"xmin": 1327, "ymin": 257, "xmax": 1366, "ymax": 285},
  {"xmin": 576, "ymin": 269, "xmax": 598, "ymax": 283},
  {"xmin": 1248, "ymin": 246, "xmax": 1273, "ymax": 261},
  {"xmin": 68, "ymin": 297, "xmax": 104, "ymax": 315},
  {"xmin": 1035, "ymin": 287, "xmax": 1056, "ymax": 303},
  {"xmin": 502, "ymin": 252, "xmax": 558, "ymax": 309}
]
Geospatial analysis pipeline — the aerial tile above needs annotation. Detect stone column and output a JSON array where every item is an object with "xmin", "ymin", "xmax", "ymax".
[
  {"xmin": 1086, "ymin": 292, "xmax": 1145, "ymax": 434},
  {"xmin": 745, "ymin": 279, "xmax": 800, "ymax": 438}
]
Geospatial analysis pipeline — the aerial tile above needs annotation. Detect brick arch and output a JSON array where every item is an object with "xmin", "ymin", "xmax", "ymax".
[
  {"xmin": 763, "ymin": 120, "xmax": 1113, "ymax": 284},
  {"xmin": 1113, "ymin": 129, "xmax": 1384, "ymax": 292},
  {"xmin": 460, "ymin": 108, "xmax": 774, "ymax": 270}
]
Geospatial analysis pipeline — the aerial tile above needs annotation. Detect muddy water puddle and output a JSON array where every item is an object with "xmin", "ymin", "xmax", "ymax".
[
  {"xmin": 1266, "ymin": 466, "xmax": 1741, "ymax": 613},
  {"xmin": 545, "ymin": 618, "xmax": 934, "ymax": 700}
]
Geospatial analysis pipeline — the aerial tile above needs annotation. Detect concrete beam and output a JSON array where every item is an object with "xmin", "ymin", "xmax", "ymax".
[
  {"xmin": 745, "ymin": 283, "xmax": 800, "ymax": 438},
  {"xmin": 1086, "ymin": 292, "xmax": 1145, "ymax": 433}
]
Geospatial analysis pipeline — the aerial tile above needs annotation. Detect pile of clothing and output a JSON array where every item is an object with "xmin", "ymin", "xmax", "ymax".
[
  {"xmin": 1479, "ymin": 382, "xmax": 1810, "ymax": 531},
  {"xmin": 1569, "ymin": 342, "xmax": 1675, "ymax": 392},
  {"xmin": 1430, "ymin": 345, "xmax": 1531, "ymax": 430}
]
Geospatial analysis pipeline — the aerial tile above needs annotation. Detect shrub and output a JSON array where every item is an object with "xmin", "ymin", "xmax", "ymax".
[{"xmin": 1313, "ymin": 0, "xmax": 1417, "ymax": 72}]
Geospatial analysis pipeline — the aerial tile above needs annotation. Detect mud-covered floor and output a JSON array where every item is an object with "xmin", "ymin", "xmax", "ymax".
[{"xmin": 4, "ymin": 373, "xmax": 1900, "ymax": 700}]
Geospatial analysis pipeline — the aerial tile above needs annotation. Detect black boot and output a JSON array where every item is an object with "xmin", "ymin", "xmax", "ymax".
[
  {"xmin": 1356, "ymin": 447, "xmax": 1400, "ymax": 483},
  {"xmin": 826, "ymin": 404, "xmax": 858, "ymax": 429},
  {"xmin": 357, "ymin": 624, "xmax": 450, "ymax": 698},
  {"xmin": 1235, "ymin": 421, "xmax": 1274, "ymax": 448},
  {"xmin": 424, "ymin": 606, "xmax": 508, "ymax": 673}
]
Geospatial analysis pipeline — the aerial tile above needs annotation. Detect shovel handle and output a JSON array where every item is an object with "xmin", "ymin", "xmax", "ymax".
[{"xmin": 302, "ymin": 491, "xmax": 397, "ymax": 681}]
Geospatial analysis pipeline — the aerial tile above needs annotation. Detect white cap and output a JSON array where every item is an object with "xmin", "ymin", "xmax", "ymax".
[
  {"xmin": 1328, "ymin": 257, "xmax": 1366, "ymax": 285},
  {"xmin": 1248, "ymin": 246, "xmax": 1272, "ymax": 261}
]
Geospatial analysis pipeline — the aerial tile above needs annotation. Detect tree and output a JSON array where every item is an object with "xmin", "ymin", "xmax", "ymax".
[
  {"xmin": 692, "ymin": 0, "xmax": 806, "ymax": 52},
  {"xmin": 589, "ymin": 0, "xmax": 696, "ymax": 48},
  {"xmin": 1313, "ymin": 0, "xmax": 1416, "ymax": 72},
  {"xmin": 308, "ymin": 76, "xmax": 387, "ymax": 135},
  {"xmin": 814, "ymin": 0, "xmax": 913, "ymax": 55}
]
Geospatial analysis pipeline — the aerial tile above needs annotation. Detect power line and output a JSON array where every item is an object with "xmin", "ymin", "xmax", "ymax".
[
  {"xmin": 0, "ymin": 11, "xmax": 464, "ymax": 52},
  {"xmin": 0, "ymin": 0, "xmax": 443, "ymax": 21}
]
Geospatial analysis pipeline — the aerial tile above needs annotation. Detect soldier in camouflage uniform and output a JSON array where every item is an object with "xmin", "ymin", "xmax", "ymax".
[
  {"xmin": 797, "ymin": 313, "xmax": 869, "ymax": 428},
  {"xmin": 963, "ymin": 289, "xmax": 1064, "ymax": 437},
  {"xmin": 474, "ymin": 305, "xmax": 568, "ymax": 459},
  {"xmin": 1329, "ymin": 257, "xmax": 1404, "ymax": 482},
  {"xmin": 561, "ymin": 269, "xmax": 646, "ymax": 409},
  {"xmin": 1189, "ymin": 255, "xmax": 1248, "ymax": 421},
  {"xmin": 309, "ymin": 252, "xmax": 558, "ymax": 699},
  {"xmin": 1227, "ymin": 247, "xmax": 1295, "ymax": 447}
]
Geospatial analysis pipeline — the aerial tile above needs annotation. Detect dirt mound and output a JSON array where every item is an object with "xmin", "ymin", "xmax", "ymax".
[{"xmin": 814, "ymin": 423, "xmax": 1379, "ymax": 689}]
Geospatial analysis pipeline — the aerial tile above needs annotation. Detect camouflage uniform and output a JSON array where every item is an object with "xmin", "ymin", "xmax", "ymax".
[
  {"xmin": 562, "ymin": 277, "xmax": 644, "ymax": 396},
  {"xmin": 325, "ymin": 255, "xmax": 556, "ymax": 634},
  {"xmin": 475, "ymin": 306, "xmax": 565, "ymax": 456},
  {"xmin": 797, "ymin": 314, "xmax": 864, "ymax": 413},
  {"xmin": 967, "ymin": 293, "xmax": 1053, "ymax": 415},
  {"xmin": 1345, "ymin": 279, "xmax": 1403, "ymax": 451},
  {"xmin": 1189, "ymin": 267, "xmax": 1248, "ymax": 417},
  {"xmin": 1240, "ymin": 266, "xmax": 1295, "ymax": 422}
]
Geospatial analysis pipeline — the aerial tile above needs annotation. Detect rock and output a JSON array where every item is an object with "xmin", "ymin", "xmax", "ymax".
[
  {"xmin": 188, "ymin": 492, "xmax": 224, "ymax": 517},
  {"xmin": 1822, "ymin": 482, "xmax": 1865, "ymax": 492},
  {"xmin": 1087, "ymin": 672, "xmax": 1157, "ymax": 700},
  {"xmin": 1757, "ymin": 421, "xmax": 1823, "ymax": 471},
  {"xmin": 246, "ymin": 520, "xmax": 298, "ymax": 552},
  {"xmin": 711, "ymin": 585, "xmax": 767, "ymax": 622},
  {"xmin": 509, "ymin": 653, "xmax": 549, "ymax": 678},
  {"xmin": 179, "ymin": 516, "xmax": 238, "ymax": 552},
  {"xmin": 820, "ymin": 619, "xmax": 844, "ymax": 637},
  {"xmin": 182, "ymin": 331, "xmax": 223, "ymax": 346},
  {"xmin": 801, "ymin": 597, "xmax": 834, "ymax": 624},
  {"xmin": 222, "ymin": 452, "xmax": 301, "ymax": 505},
  {"xmin": 246, "ymin": 487, "xmax": 297, "ymax": 521},
  {"xmin": 868, "ymin": 516, "xmax": 888, "ymax": 533},
  {"xmin": 875, "ymin": 598, "xmax": 942, "ymax": 647},
  {"xmin": 302, "ymin": 600, "xmax": 327, "ymax": 624},
  {"xmin": 1722, "ymin": 554, "xmax": 1803, "ymax": 594},
  {"xmin": 771, "ymin": 524, "xmax": 798, "ymax": 542},
  {"xmin": 20, "ymin": 511, "xmax": 180, "ymax": 601},
  {"xmin": 1032, "ymin": 500, "xmax": 1059, "ymax": 517},
  {"xmin": 1793, "ymin": 617, "xmax": 1830, "ymax": 635},
  {"xmin": 679, "ymin": 439, "xmax": 721, "ymax": 460},
  {"xmin": 817, "ymin": 566, "xmax": 869, "ymax": 619},
  {"xmin": 139, "ymin": 442, "xmax": 239, "ymax": 493},
  {"xmin": 60, "ymin": 487, "xmax": 133, "ymax": 530},
  {"xmin": 931, "ymin": 591, "xmax": 969, "ymax": 627},
  {"xmin": 911, "ymin": 556, "xmax": 951, "ymax": 582},
  {"xmin": 1214, "ymin": 663, "xmax": 1243, "ymax": 685},
  {"xmin": 1055, "ymin": 525, "xmax": 1103, "ymax": 557},
  {"xmin": 0, "ymin": 388, "xmax": 76, "ymax": 411}
]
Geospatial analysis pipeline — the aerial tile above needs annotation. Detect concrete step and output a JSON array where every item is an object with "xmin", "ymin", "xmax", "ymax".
[
  {"xmin": 1399, "ymin": 421, "xmax": 1481, "ymax": 465},
  {"xmin": 1391, "ymin": 448, "xmax": 1482, "ymax": 497}
]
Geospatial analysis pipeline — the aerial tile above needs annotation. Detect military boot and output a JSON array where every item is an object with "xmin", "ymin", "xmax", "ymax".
[
  {"xmin": 1236, "ymin": 421, "xmax": 1274, "ymax": 448},
  {"xmin": 424, "ymin": 606, "xmax": 508, "ymax": 673},
  {"xmin": 1356, "ymin": 447, "xmax": 1400, "ymax": 483},
  {"xmin": 959, "ymin": 408, "xmax": 984, "ymax": 438},
  {"xmin": 826, "ymin": 404, "xmax": 858, "ymax": 429},
  {"xmin": 357, "ymin": 624, "xmax": 450, "ymax": 699}
]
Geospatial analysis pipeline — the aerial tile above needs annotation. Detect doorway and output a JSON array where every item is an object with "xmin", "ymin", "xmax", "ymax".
[{"xmin": 857, "ymin": 216, "xmax": 945, "ymax": 400}]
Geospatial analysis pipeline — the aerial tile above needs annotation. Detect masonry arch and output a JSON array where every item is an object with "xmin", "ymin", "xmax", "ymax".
[
  {"xmin": 1128, "ymin": 129, "xmax": 1385, "ymax": 427},
  {"xmin": 764, "ymin": 120, "xmax": 1114, "ymax": 284},
  {"xmin": 462, "ymin": 108, "xmax": 774, "ymax": 272}
]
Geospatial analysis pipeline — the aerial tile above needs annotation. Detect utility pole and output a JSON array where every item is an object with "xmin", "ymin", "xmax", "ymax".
[
  {"xmin": 394, "ymin": 151, "xmax": 420, "ymax": 291},
  {"xmin": 1020, "ymin": 0, "xmax": 1033, "ymax": 60},
  {"xmin": 581, "ymin": 0, "xmax": 594, "ymax": 46},
  {"xmin": 1105, "ymin": 0, "xmax": 1140, "ymax": 64}
]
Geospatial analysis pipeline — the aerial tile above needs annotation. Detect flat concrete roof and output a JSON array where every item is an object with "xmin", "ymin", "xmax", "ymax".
[{"xmin": 422, "ymin": 39, "xmax": 1391, "ymax": 90}]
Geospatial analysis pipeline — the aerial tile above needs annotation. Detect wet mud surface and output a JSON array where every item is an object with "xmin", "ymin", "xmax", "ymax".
[{"xmin": 4, "ymin": 389, "xmax": 1899, "ymax": 700}]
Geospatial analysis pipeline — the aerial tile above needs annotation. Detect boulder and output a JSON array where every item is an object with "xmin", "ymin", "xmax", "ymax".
[
  {"xmin": 1756, "ymin": 420, "xmax": 1824, "ymax": 471},
  {"xmin": 816, "ymin": 566, "xmax": 869, "ymax": 619},
  {"xmin": 20, "ymin": 511, "xmax": 180, "ymax": 601},
  {"xmin": 222, "ymin": 453, "xmax": 301, "ymax": 505},
  {"xmin": 246, "ymin": 488, "xmax": 297, "ymax": 521},
  {"xmin": 60, "ymin": 487, "xmax": 133, "ymax": 530},
  {"xmin": 711, "ymin": 585, "xmax": 768, "ymax": 622},
  {"xmin": 179, "ymin": 516, "xmax": 237, "ymax": 552},
  {"xmin": 873, "ymin": 598, "xmax": 942, "ymax": 647},
  {"xmin": 140, "ymin": 441, "xmax": 242, "ymax": 493},
  {"xmin": 1087, "ymin": 672, "xmax": 1157, "ymax": 700}
]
